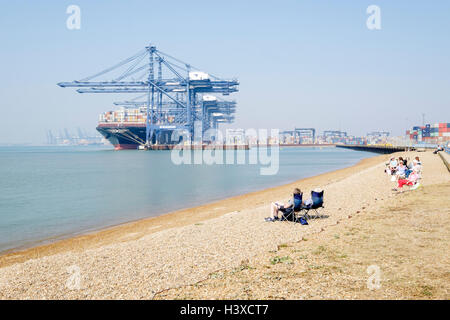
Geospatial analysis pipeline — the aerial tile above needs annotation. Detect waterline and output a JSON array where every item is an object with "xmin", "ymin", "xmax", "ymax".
[{"xmin": 0, "ymin": 145, "xmax": 376, "ymax": 252}]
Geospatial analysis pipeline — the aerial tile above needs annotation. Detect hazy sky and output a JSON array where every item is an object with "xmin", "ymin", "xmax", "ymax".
[{"xmin": 0, "ymin": 0, "xmax": 449, "ymax": 144}]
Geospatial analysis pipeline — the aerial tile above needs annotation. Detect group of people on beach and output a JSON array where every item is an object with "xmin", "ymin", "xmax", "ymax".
[
  {"xmin": 385, "ymin": 155, "xmax": 422, "ymax": 192},
  {"xmin": 264, "ymin": 154, "xmax": 425, "ymax": 223}
]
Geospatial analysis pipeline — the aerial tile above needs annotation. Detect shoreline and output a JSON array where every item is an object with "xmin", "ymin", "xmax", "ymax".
[
  {"xmin": 1, "ymin": 150, "xmax": 447, "ymax": 299},
  {"xmin": 0, "ymin": 153, "xmax": 383, "ymax": 268}
]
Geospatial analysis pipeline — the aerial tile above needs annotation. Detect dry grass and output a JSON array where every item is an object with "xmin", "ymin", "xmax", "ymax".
[{"xmin": 155, "ymin": 183, "xmax": 450, "ymax": 300}]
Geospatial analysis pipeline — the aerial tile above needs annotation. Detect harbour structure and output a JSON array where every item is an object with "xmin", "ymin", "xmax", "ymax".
[
  {"xmin": 46, "ymin": 128, "xmax": 104, "ymax": 146},
  {"xmin": 367, "ymin": 131, "xmax": 390, "ymax": 137},
  {"xmin": 406, "ymin": 122, "xmax": 450, "ymax": 144},
  {"xmin": 336, "ymin": 144, "xmax": 412, "ymax": 154},
  {"xmin": 295, "ymin": 128, "xmax": 315, "ymax": 143},
  {"xmin": 366, "ymin": 131, "xmax": 390, "ymax": 145},
  {"xmin": 58, "ymin": 44, "xmax": 239, "ymax": 150},
  {"xmin": 323, "ymin": 130, "xmax": 347, "ymax": 138},
  {"xmin": 321, "ymin": 130, "xmax": 348, "ymax": 144},
  {"xmin": 280, "ymin": 128, "xmax": 316, "ymax": 144}
]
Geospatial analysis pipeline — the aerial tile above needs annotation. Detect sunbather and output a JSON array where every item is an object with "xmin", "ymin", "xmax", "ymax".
[
  {"xmin": 265, "ymin": 188, "xmax": 302, "ymax": 222},
  {"xmin": 411, "ymin": 159, "xmax": 422, "ymax": 175},
  {"xmin": 414, "ymin": 156, "xmax": 422, "ymax": 166},
  {"xmin": 389, "ymin": 157, "xmax": 398, "ymax": 169},
  {"xmin": 396, "ymin": 162, "xmax": 407, "ymax": 179},
  {"xmin": 393, "ymin": 168, "xmax": 420, "ymax": 191}
]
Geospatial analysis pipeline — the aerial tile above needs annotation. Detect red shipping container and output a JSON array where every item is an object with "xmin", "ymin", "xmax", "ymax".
[{"xmin": 439, "ymin": 123, "xmax": 446, "ymax": 128}]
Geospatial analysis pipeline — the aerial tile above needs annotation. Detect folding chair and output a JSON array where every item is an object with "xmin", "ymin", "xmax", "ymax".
[
  {"xmin": 280, "ymin": 192, "xmax": 303, "ymax": 222},
  {"xmin": 296, "ymin": 190, "xmax": 325, "ymax": 221}
]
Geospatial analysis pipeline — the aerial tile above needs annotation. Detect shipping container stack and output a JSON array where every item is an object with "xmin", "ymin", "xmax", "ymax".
[
  {"xmin": 99, "ymin": 107, "xmax": 147, "ymax": 124},
  {"xmin": 406, "ymin": 123, "xmax": 450, "ymax": 144}
]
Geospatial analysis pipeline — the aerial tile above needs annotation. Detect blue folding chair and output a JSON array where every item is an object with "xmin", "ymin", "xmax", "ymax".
[
  {"xmin": 280, "ymin": 192, "xmax": 303, "ymax": 222},
  {"xmin": 297, "ymin": 190, "xmax": 325, "ymax": 220}
]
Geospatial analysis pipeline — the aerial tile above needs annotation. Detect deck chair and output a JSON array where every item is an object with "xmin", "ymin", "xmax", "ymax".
[
  {"xmin": 280, "ymin": 193, "xmax": 303, "ymax": 222},
  {"xmin": 296, "ymin": 190, "xmax": 325, "ymax": 220}
]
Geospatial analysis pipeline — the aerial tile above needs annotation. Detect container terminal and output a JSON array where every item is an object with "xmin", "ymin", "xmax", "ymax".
[
  {"xmin": 58, "ymin": 44, "xmax": 239, "ymax": 150},
  {"xmin": 406, "ymin": 123, "xmax": 450, "ymax": 145},
  {"xmin": 58, "ymin": 44, "xmax": 448, "ymax": 151},
  {"xmin": 46, "ymin": 128, "xmax": 105, "ymax": 146}
]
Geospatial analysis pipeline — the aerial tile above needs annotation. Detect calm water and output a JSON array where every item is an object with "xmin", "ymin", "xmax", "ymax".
[{"xmin": 0, "ymin": 146, "xmax": 375, "ymax": 252}]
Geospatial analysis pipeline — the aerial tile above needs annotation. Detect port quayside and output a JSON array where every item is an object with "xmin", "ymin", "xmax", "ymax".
[{"xmin": 58, "ymin": 44, "xmax": 239, "ymax": 150}]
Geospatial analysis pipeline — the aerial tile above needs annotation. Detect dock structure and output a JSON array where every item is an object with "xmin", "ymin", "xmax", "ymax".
[
  {"xmin": 58, "ymin": 44, "xmax": 239, "ymax": 148},
  {"xmin": 336, "ymin": 144, "xmax": 414, "ymax": 154},
  {"xmin": 438, "ymin": 151, "xmax": 450, "ymax": 172},
  {"xmin": 281, "ymin": 128, "xmax": 316, "ymax": 144},
  {"xmin": 144, "ymin": 144, "xmax": 249, "ymax": 150}
]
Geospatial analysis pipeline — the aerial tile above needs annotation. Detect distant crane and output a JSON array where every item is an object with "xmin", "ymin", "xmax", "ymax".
[
  {"xmin": 46, "ymin": 130, "xmax": 56, "ymax": 145},
  {"xmin": 295, "ymin": 128, "xmax": 316, "ymax": 143},
  {"xmin": 367, "ymin": 131, "xmax": 389, "ymax": 137},
  {"xmin": 77, "ymin": 127, "xmax": 85, "ymax": 140},
  {"xmin": 64, "ymin": 128, "xmax": 72, "ymax": 142},
  {"xmin": 323, "ymin": 130, "xmax": 347, "ymax": 137}
]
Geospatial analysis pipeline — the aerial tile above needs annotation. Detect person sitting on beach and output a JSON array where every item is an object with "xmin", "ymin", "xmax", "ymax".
[
  {"xmin": 265, "ymin": 188, "xmax": 302, "ymax": 222},
  {"xmin": 396, "ymin": 162, "xmax": 407, "ymax": 179},
  {"xmin": 415, "ymin": 156, "xmax": 422, "ymax": 166},
  {"xmin": 407, "ymin": 159, "xmax": 414, "ymax": 170},
  {"xmin": 388, "ymin": 157, "xmax": 398, "ymax": 175},
  {"xmin": 393, "ymin": 167, "xmax": 420, "ymax": 191},
  {"xmin": 433, "ymin": 145, "xmax": 444, "ymax": 154},
  {"xmin": 402, "ymin": 157, "xmax": 408, "ymax": 167},
  {"xmin": 412, "ymin": 159, "xmax": 422, "ymax": 174},
  {"xmin": 404, "ymin": 160, "xmax": 413, "ymax": 178}
]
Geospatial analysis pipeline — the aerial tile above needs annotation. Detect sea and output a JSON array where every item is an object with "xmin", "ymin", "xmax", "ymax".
[{"xmin": 0, "ymin": 145, "xmax": 376, "ymax": 252}]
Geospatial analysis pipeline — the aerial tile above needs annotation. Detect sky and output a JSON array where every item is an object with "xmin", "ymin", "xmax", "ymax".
[{"xmin": 0, "ymin": 0, "xmax": 449, "ymax": 144}]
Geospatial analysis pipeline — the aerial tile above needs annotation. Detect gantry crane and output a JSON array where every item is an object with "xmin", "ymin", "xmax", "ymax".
[{"xmin": 58, "ymin": 44, "xmax": 239, "ymax": 146}]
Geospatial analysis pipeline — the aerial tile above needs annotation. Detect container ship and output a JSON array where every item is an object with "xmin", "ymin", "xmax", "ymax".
[
  {"xmin": 97, "ymin": 107, "xmax": 156, "ymax": 150},
  {"xmin": 96, "ymin": 107, "xmax": 247, "ymax": 150}
]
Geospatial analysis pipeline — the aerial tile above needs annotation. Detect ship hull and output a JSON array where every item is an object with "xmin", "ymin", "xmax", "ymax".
[
  {"xmin": 96, "ymin": 123, "xmax": 179, "ymax": 150},
  {"xmin": 96, "ymin": 124, "xmax": 147, "ymax": 150}
]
